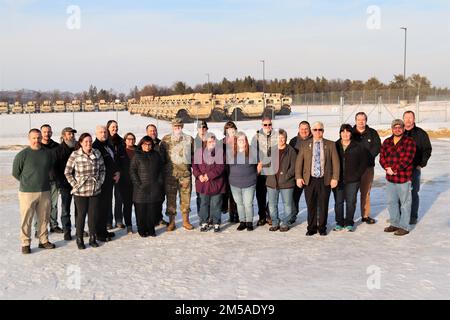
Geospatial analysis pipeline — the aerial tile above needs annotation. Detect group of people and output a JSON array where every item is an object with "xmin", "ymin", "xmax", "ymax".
[{"xmin": 12, "ymin": 110, "xmax": 432, "ymax": 254}]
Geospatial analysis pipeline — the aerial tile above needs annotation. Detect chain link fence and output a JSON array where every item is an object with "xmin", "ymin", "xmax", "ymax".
[{"xmin": 291, "ymin": 89, "xmax": 450, "ymax": 126}]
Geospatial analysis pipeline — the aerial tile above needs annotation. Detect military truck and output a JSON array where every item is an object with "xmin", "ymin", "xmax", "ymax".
[
  {"xmin": 67, "ymin": 100, "xmax": 81, "ymax": 112},
  {"xmin": 0, "ymin": 102, "xmax": 8, "ymax": 114},
  {"xmin": 25, "ymin": 101, "xmax": 37, "ymax": 113},
  {"xmin": 113, "ymin": 99, "xmax": 126, "ymax": 111},
  {"xmin": 84, "ymin": 100, "xmax": 96, "ymax": 112},
  {"xmin": 40, "ymin": 100, "xmax": 53, "ymax": 113},
  {"xmin": 12, "ymin": 102, "xmax": 23, "ymax": 114},
  {"xmin": 279, "ymin": 96, "xmax": 292, "ymax": 115},
  {"xmin": 98, "ymin": 99, "xmax": 111, "ymax": 112},
  {"xmin": 223, "ymin": 92, "xmax": 265, "ymax": 121},
  {"xmin": 173, "ymin": 93, "xmax": 213, "ymax": 123},
  {"xmin": 53, "ymin": 100, "xmax": 66, "ymax": 112}
]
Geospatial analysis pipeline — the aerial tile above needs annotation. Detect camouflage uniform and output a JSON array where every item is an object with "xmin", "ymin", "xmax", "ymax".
[{"xmin": 160, "ymin": 131, "xmax": 194, "ymax": 218}]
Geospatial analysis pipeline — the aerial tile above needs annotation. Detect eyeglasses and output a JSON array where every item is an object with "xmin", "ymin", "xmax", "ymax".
[
  {"xmin": 142, "ymin": 143, "xmax": 152, "ymax": 147},
  {"xmin": 312, "ymin": 128, "xmax": 324, "ymax": 132},
  {"xmin": 263, "ymin": 123, "xmax": 272, "ymax": 127}
]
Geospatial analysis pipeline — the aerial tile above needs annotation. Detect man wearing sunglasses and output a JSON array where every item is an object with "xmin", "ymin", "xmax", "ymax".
[
  {"xmin": 295, "ymin": 122, "xmax": 340, "ymax": 236},
  {"xmin": 251, "ymin": 116, "xmax": 279, "ymax": 226}
]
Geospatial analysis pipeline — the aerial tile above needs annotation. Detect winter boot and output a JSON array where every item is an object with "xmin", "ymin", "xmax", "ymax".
[
  {"xmin": 182, "ymin": 212, "xmax": 194, "ymax": 230},
  {"xmin": 167, "ymin": 215, "xmax": 176, "ymax": 232}
]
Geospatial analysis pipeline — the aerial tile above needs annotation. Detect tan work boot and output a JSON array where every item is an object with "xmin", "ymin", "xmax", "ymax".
[
  {"xmin": 182, "ymin": 212, "xmax": 194, "ymax": 230},
  {"xmin": 167, "ymin": 215, "xmax": 176, "ymax": 232}
]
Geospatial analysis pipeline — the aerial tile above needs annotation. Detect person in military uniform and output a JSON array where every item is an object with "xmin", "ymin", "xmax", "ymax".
[{"xmin": 160, "ymin": 118, "xmax": 195, "ymax": 231}]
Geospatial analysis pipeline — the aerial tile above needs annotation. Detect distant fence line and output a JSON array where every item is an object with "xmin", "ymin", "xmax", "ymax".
[{"xmin": 292, "ymin": 88, "xmax": 450, "ymax": 106}]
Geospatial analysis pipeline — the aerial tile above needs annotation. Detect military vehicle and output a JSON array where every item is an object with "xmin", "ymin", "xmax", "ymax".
[
  {"xmin": 98, "ymin": 99, "xmax": 111, "ymax": 112},
  {"xmin": 113, "ymin": 99, "xmax": 126, "ymax": 111},
  {"xmin": 279, "ymin": 96, "xmax": 292, "ymax": 115},
  {"xmin": 67, "ymin": 100, "xmax": 81, "ymax": 112},
  {"xmin": 223, "ymin": 92, "xmax": 265, "ymax": 121},
  {"xmin": 84, "ymin": 100, "xmax": 96, "ymax": 112},
  {"xmin": 0, "ymin": 102, "xmax": 8, "ymax": 114},
  {"xmin": 40, "ymin": 100, "xmax": 53, "ymax": 113},
  {"xmin": 127, "ymin": 98, "xmax": 140, "ymax": 114},
  {"xmin": 131, "ymin": 92, "xmax": 292, "ymax": 122},
  {"xmin": 52, "ymin": 100, "xmax": 66, "ymax": 112},
  {"xmin": 12, "ymin": 102, "xmax": 23, "ymax": 114},
  {"xmin": 25, "ymin": 101, "xmax": 37, "ymax": 113}
]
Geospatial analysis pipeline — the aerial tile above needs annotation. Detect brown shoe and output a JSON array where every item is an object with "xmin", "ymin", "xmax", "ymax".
[
  {"xmin": 394, "ymin": 228, "xmax": 410, "ymax": 236},
  {"xmin": 167, "ymin": 215, "xmax": 176, "ymax": 232},
  {"xmin": 22, "ymin": 246, "xmax": 31, "ymax": 254},
  {"xmin": 182, "ymin": 212, "xmax": 194, "ymax": 230},
  {"xmin": 38, "ymin": 242, "xmax": 56, "ymax": 249},
  {"xmin": 384, "ymin": 226, "xmax": 399, "ymax": 233}
]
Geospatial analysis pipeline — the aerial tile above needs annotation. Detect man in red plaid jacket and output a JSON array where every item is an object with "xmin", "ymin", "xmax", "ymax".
[{"xmin": 380, "ymin": 119, "xmax": 416, "ymax": 236}]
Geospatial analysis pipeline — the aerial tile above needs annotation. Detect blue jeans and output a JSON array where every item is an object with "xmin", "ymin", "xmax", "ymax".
[
  {"xmin": 267, "ymin": 187, "xmax": 294, "ymax": 227},
  {"xmin": 411, "ymin": 168, "xmax": 421, "ymax": 220},
  {"xmin": 386, "ymin": 181, "xmax": 412, "ymax": 231},
  {"xmin": 333, "ymin": 181, "xmax": 360, "ymax": 227},
  {"xmin": 198, "ymin": 194, "xmax": 223, "ymax": 225},
  {"xmin": 230, "ymin": 185, "xmax": 256, "ymax": 223},
  {"xmin": 60, "ymin": 188, "xmax": 73, "ymax": 231}
]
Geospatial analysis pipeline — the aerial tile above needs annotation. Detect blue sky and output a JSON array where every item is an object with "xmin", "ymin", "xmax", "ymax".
[{"xmin": 0, "ymin": 0, "xmax": 449, "ymax": 92}]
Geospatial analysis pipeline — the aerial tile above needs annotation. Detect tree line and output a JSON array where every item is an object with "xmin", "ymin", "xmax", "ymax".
[{"xmin": 1, "ymin": 74, "xmax": 449, "ymax": 104}]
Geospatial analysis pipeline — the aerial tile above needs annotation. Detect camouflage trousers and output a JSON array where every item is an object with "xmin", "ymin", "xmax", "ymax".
[{"xmin": 165, "ymin": 175, "xmax": 192, "ymax": 216}]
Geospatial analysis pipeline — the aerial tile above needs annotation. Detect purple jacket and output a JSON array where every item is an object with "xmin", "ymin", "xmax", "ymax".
[{"xmin": 192, "ymin": 148, "xmax": 226, "ymax": 195}]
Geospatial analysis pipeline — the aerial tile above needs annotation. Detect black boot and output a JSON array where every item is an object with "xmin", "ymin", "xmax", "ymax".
[
  {"xmin": 76, "ymin": 237, "xmax": 86, "ymax": 250},
  {"xmin": 64, "ymin": 230, "xmax": 72, "ymax": 241},
  {"xmin": 89, "ymin": 235, "xmax": 99, "ymax": 248},
  {"xmin": 237, "ymin": 222, "xmax": 247, "ymax": 231},
  {"xmin": 246, "ymin": 222, "xmax": 254, "ymax": 231}
]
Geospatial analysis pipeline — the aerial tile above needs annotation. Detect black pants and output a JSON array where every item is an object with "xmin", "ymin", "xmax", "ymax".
[
  {"xmin": 156, "ymin": 200, "xmax": 164, "ymax": 223},
  {"xmin": 120, "ymin": 183, "xmax": 133, "ymax": 227},
  {"xmin": 109, "ymin": 184, "xmax": 123, "ymax": 226},
  {"xmin": 74, "ymin": 195, "xmax": 99, "ymax": 237},
  {"xmin": 97, "ymin": 180, "xmax": 113, "ymax": 237},
  {"xmin": 293, "ymin": 186, "xmax": 304, "ymax": 216},
  {"xmin": 134, "ymin": 203, "xmax": 158, "ymax": 235},
  {"xmin": 304, "ymin": 177, "xmax": 331, "ymax": 233},
  {"xmin": 256, "ymin": 175, "xmax": 269, "ymax": 220}
]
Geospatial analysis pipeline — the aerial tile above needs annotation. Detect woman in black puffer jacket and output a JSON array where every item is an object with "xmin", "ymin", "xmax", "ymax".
[{"xmin": 130, "ymin": 136, "xmax": 164, "ymax": 237}]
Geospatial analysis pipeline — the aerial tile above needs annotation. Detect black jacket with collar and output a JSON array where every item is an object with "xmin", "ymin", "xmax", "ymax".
[
  {"xmin": 352, "ymin": 125, "xmax": 381, "ymax": 167},
  {"xmin": 54, "ymin": 141, "xmax": 75, "ymax": 189},
  {"xmin": 404, "ymin": 125, "xmax": 432, "ymax": 168},
  {"xmin": 335, "ymin": 139, "xmax": 368, "ymax": 184}
]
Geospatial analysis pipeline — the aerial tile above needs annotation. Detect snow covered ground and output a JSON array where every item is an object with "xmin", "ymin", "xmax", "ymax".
[{"xmin": 0, "ymin": 109, "xmax": 449, "ymax": 300}]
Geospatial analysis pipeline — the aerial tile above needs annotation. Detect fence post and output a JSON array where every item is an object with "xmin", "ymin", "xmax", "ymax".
[
  {"xmin": 306, "ymin": 104, "xmax": 309, "ymax": 122},
  {"xmin": 416, "ymin": 95, "xmax": 420, "ymax": 123},
  {"xmin": 340, "ymin": 96, "xmax": 344, "ymax": 125},
  {"xmin": 378, "ymin": 96, "xmax": 382, "ymax": 125}
]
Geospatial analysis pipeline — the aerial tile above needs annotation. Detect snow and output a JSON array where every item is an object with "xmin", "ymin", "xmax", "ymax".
[{"xmin": 0, "ymin": 109, "xmax": 449, "ymax": 300}]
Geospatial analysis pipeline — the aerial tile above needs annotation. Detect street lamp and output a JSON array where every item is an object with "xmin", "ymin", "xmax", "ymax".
[
  {"xmin": 205, "ymin": 73, "xmax": 210, "ymax": 93},
  {"xmin": 400, "ymin": 27, "xmax": 407, "ymax": 99},
  {"xmin": 260, "ymin": 60, "xmax": 265, "ymax": 93}
]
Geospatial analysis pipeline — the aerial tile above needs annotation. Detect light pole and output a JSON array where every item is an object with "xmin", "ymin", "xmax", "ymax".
[
  {"xmin": 401, "ymin": 27, "xmax": 407, "ymax": 99},
  {"xmin": 205, "ymin": 73, "xmax": 210, "ymax": 93},
  {"xmin": 260, "ymin": 60, "xmax": 265, "ymax": 93},
  {"xmin": 260, "ymin": 59, "xmax": 267, "ymax": 115}
]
